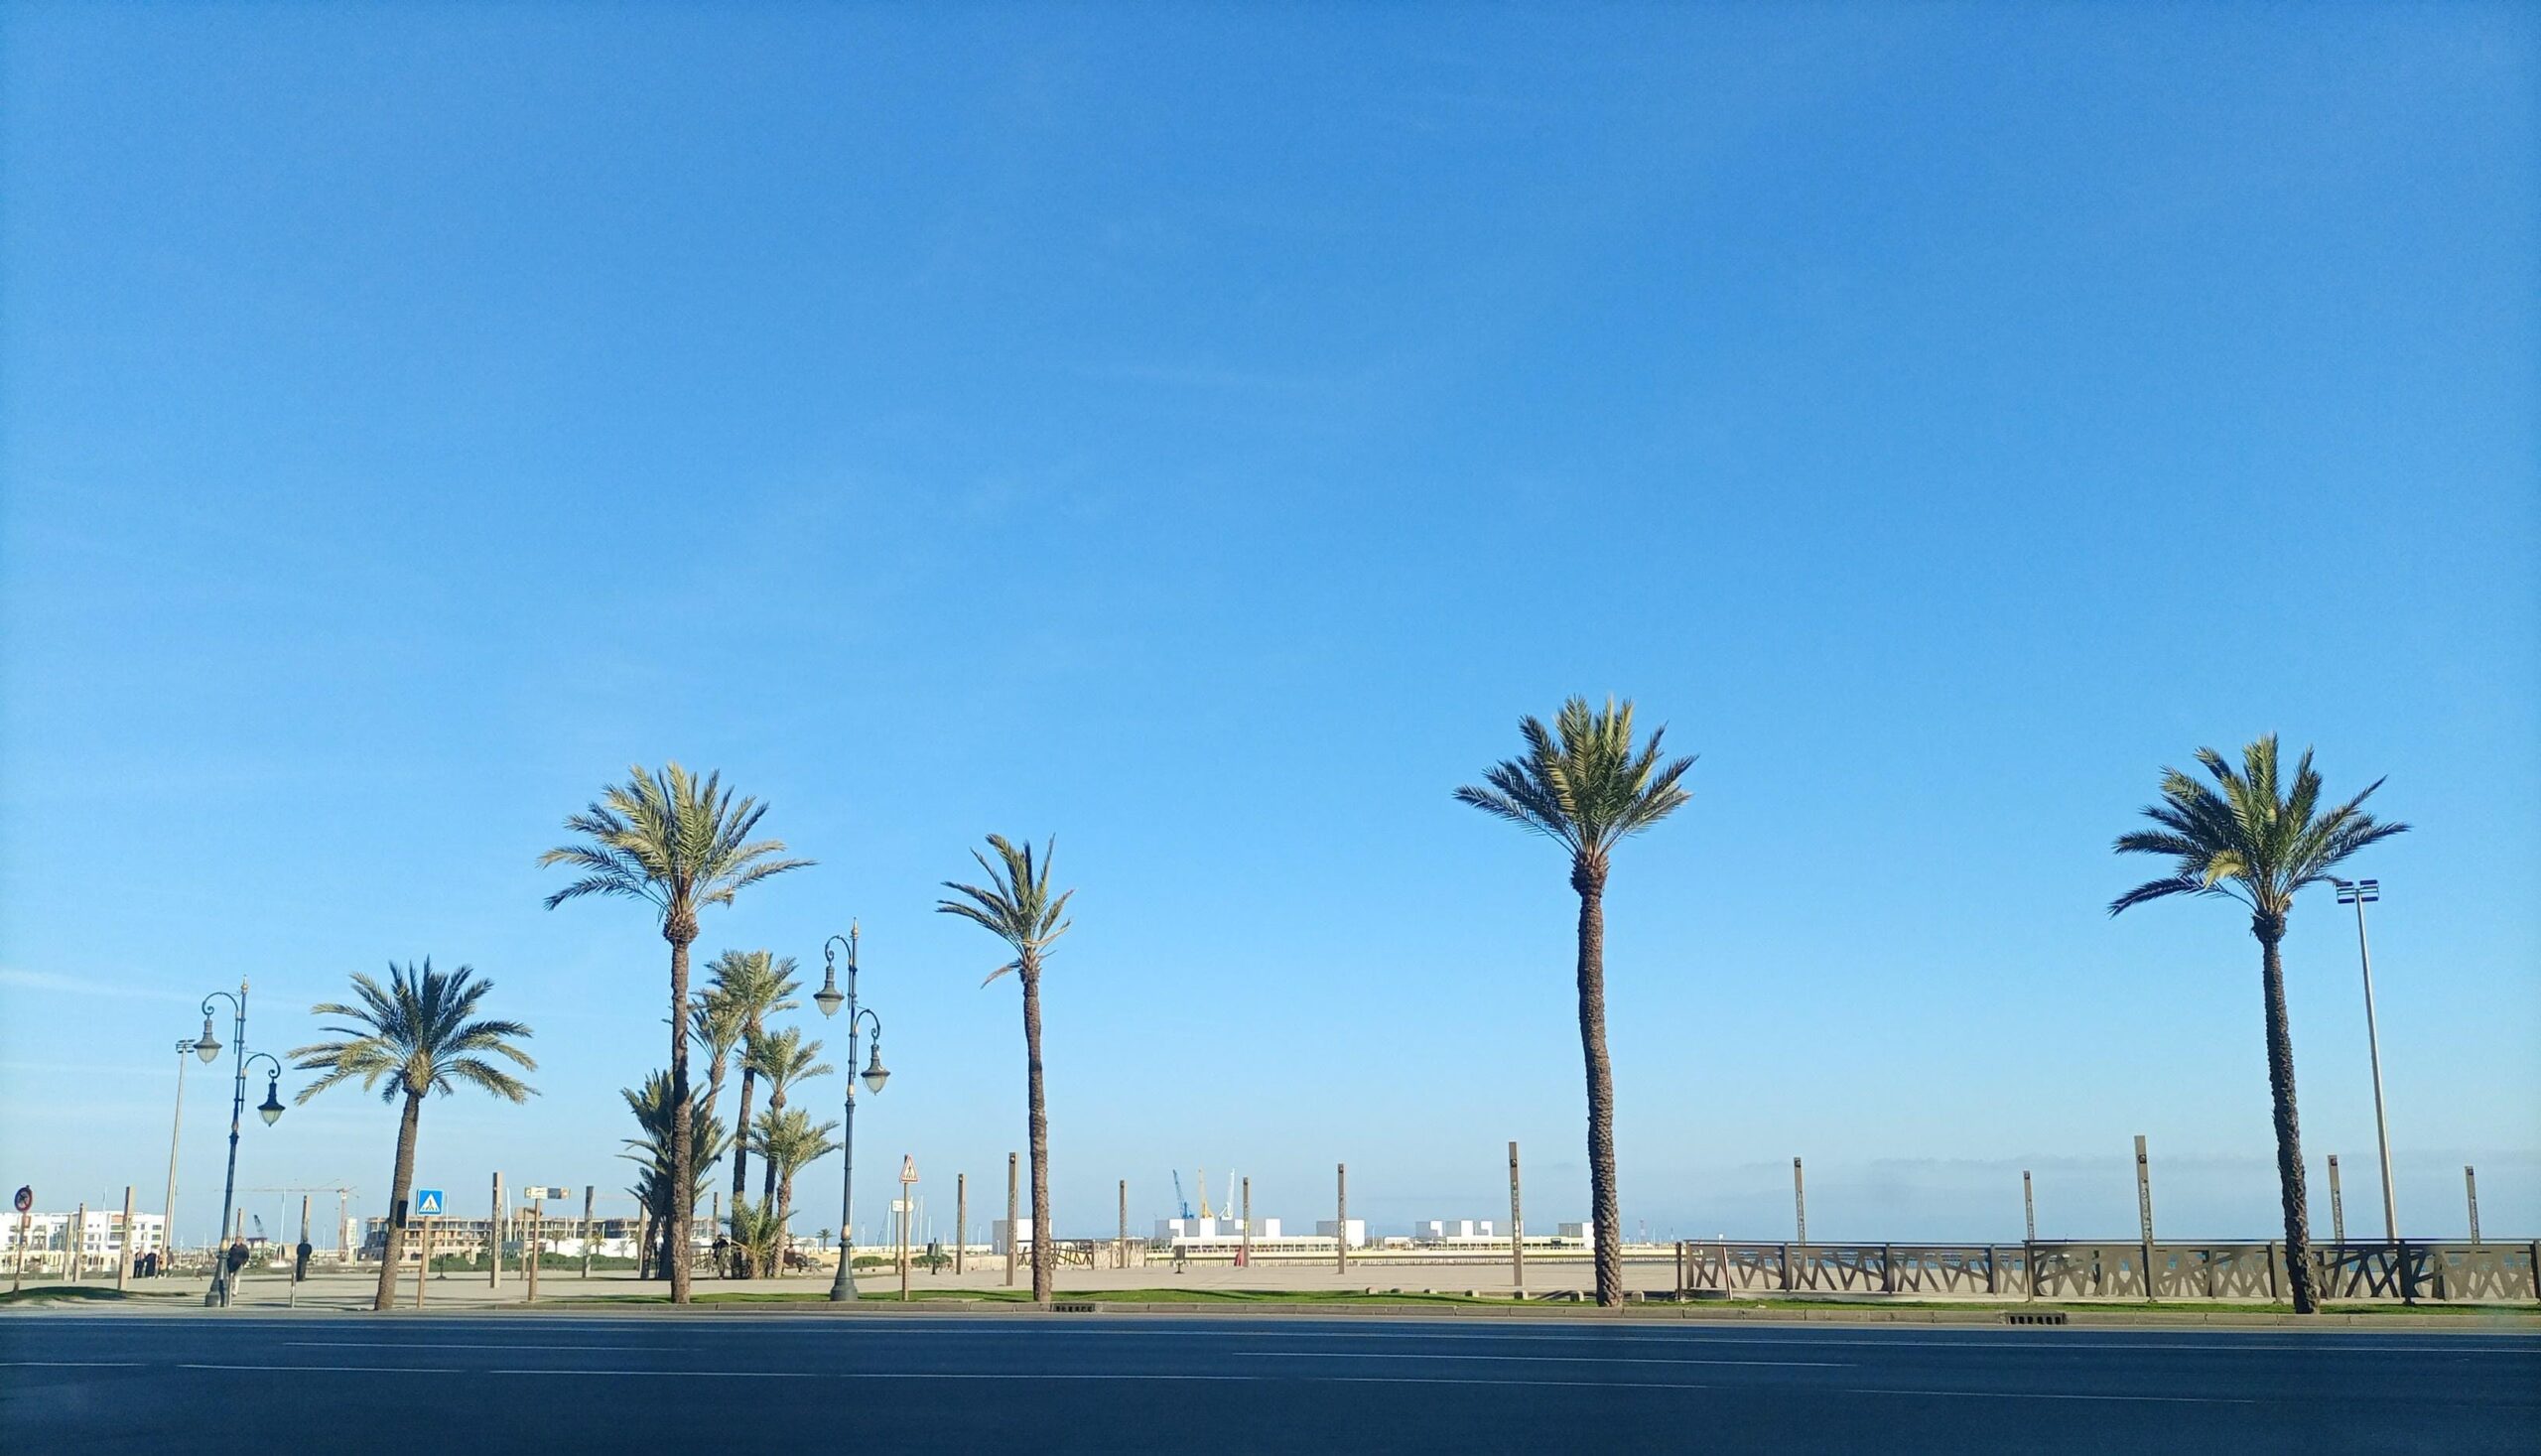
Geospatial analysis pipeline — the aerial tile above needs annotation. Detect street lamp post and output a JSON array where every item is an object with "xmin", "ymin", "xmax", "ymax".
[
  {"xmin": 193, "ymin": 981, "xmax": 287, "ymax": 1307},
  {"xmin": 2334, "ymin": 878, "xmax": 2400, "ymax": 1243},
  {"xmin": 814, "ymin": 925, "xmax": 890, "ymax": 1302}
]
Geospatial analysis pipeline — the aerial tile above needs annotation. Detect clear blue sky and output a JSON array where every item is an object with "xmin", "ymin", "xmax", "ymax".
[{"xmin": 3, "ymin": 4, "xmax": 2533, "ymax": 1250}]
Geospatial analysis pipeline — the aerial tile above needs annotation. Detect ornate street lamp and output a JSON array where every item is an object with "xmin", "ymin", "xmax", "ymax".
[
  {"xmin": 196, "ymin": 981, "xmax": 285, "ymax": 1308},
  {"xmin": 815, "ymin": 925, "xmax": 885, "ymax": 1301}
]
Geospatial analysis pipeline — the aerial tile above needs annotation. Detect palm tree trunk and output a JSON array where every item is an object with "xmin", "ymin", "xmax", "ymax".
[
  {"xmin": 730, "ymin": 1061, "xmax": 756, "ymax": 1206},
  {"xmin": 372, "ymin": 1089, "xmax": 424, "ymax": 1311},
  {"xmin": 1572, "ymin": 858, "xmax": 1624, "ymax": 1307},
  {"xmin": 762, "ymin": 1095, "xmax": 781, "ymax": 1209},
  {"xmin": 665, "ymin": 920, "xmax": 697, "ymax": 1305},
  {"xmin": 1021, "ymin": 961, "xmax": 1054, "ymax": 1301},
  {"xmin": 777, "ymin": 1175, "xmax": 794, "ymax": 1272},
  {"xmin": 2257, "ymin": 922, "xmax": 2318, "ymax": 1313}
]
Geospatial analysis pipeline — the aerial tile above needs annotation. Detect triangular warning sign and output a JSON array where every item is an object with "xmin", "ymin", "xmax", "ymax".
[{"xmin": 899, "ymin": 1155, "xmax": 919, "ymax": 1183}]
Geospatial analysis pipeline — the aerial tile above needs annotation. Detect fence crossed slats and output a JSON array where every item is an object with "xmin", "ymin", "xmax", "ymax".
[{"xmin": 1674, "ymin": 1239, "xmax": 2537, "ymax": 1303}]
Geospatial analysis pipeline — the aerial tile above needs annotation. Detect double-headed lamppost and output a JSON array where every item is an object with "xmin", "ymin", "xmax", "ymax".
[
  {"xmin": 193, "ymin": 981, "xmax": 287, "ymax": 1307},
  {"xmin": 2333, "ymin": 878, "xmax": 2400, "ymax": 1243},
  {"xmin": 814, "ymin": 925, "xmax": 890, "ymax": 1302}
]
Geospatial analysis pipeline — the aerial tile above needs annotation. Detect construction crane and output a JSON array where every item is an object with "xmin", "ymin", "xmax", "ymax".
[
  {"xmin": 245, "ymin": 1187, "xmax": 357, "ymax": 1253},
  {"xmin": 1197, "ymin": 1168, "xmax": 1212, "ymax": 1220},
  {"xmin": 1171, "ymin": 1171, "xmax": 1192, "ymax": 1221}
]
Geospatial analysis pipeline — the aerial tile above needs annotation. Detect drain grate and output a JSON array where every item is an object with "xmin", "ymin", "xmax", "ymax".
[
  {"xmin": 2003, "ymin": 1311, "xmax": 2070, "ymax": 1326},
  {"xmin": 1051, "ymin": 1301, "xmax": 1099, "ymax": 1313}
]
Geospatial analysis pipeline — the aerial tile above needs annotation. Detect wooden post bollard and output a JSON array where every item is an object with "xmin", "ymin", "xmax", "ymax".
[
  {"xmin": 1508, "ymin": 1141, "xmax": 1525, "ymax": 1298},
  {"xmin": 1336, "ymin": 1163, "xmax": 1348, "ymax": 1275}
]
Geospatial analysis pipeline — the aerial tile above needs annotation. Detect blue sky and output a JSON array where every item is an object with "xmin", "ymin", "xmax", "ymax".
[{"xmin": 3, "ymin": 3, "xmax": 2533, "ymax": 1250}]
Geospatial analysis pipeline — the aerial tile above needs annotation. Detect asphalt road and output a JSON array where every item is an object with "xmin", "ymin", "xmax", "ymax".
[{"xmin": 4, "ymin": 1313, "xmax": 2534, "ymax": 1454}]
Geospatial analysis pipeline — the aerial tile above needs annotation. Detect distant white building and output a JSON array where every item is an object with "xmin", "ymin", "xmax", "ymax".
[
  {"xmin": 1413, "ymin": 1219, "xmax": 1497, "ymax": 1242},
  {"xmin": 1313, "ymin": 1219, "xmax": 1369, "ymax": 1249},
  {"xmin": 1, "ymin": 1210, "xmax": 168, "ymax": 1272},
  {"xmin": 993, "ymin": 1218, "xmax": 1034, "ymax": 1255},
  {"xmin": 1556, "ymin": 1222, "xmax": 1596, "ymax": 1248},
  {"xmin": 1153, "ymin": 1216, "xmax": 1282, "ymax": 1246}
]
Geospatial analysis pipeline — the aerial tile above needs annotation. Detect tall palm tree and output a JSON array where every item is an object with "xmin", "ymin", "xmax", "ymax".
[
  {"xmin": 745, "ymin": 1026, "xmax": 833, "ymax": 1212},
  {"xmin": 540, "ymin": 762, "xmax": 811, "ymax": 1304},
  {"xmin": 709, "ymin": 950, "xmax": 801, "ymax": 1207},
  {"xmin": 1457, "ymin": 696, "xmax": 1694, "ymax": 1308},
  {"xmin": 621, "ymin": 1070, "xmax": 731, "ymax": 1279},
  {"xmin": 753, "ymin": 1106, "xmax": 842, "ymax": 1267},
  {"xmin": 939, "ymin": 834, "xmax": 1074, "ymax": 1301},
  {"xmin": 2110, "ymin": 734, "xmax": 2405, "ymax": 1314},
  {"xmin": 289, "ymin": 961, "xmax": 537, "ymax": 1311}
]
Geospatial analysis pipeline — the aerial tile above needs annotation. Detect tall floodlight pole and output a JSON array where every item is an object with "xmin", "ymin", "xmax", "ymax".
[
  {"xmin": 190, "ymin": 981, "xmax": 285, "ymax": 1308},
  {"xmin": 2334, "ymin": 878, "xmax": 2400, "ymax": 1241},
  {"xmin": 815, "ymin": 925, "xmax": 890, "ymax": 1302},
  {"xmin": 163, "ymin": 1039, "xmax": 194, "ymax": 1273}
]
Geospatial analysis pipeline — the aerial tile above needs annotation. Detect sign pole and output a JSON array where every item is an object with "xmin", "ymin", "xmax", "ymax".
[
  {"xmin": 899, "ymin": 1156, "xmax": 919, "ymax": 1302},
  {"xmin": 414, "ymin": 1217, "xmax": 433, "ymax": 1309},
  {"xmin": 10, "ymin": 1187, "xmax": 32, "ymax": 1293},
  {"xmin": 489, "ymin": 1173, "xmax": 502, "ymax": 1290}
]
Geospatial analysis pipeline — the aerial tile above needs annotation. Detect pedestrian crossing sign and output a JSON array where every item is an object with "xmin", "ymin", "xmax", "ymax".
[{"xmin": 414, "ymin": 1189, "xmax": 444, "ymax": 1216}]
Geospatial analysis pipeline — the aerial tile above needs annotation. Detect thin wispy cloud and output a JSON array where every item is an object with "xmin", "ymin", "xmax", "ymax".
[{"xmin": 0, "ymin": 968, "xmax": 197, "ymax": 1003}]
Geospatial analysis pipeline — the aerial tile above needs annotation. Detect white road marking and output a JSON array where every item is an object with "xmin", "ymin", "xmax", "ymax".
[
  {"xmin": 484, "ymin": 1369, "xmax": 1713, "ymax": 1390},
  {"xmin": 1237, "ymin": 1349, "xmax": 1848, "ymax": 1368},
  {"xmin": 1, "ymin": 1361, "xmax": 145, "ymax": 1368},
  {"xmin": 284, "ymin": 1341, "xmax": 634, "ymax": 1350},
  {"xmin": 1844, "ymin": 1388, "xmax": 2258, "ymax": 1404},
  {"xmin": 177, "ymin": 1363, "xmax": 464, "ymax": 1374}
]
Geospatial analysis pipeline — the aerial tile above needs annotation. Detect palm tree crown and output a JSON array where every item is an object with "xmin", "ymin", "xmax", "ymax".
[
  {"xmin": 709, "ymin": 950, "xmax": 801, "ymax": 1028},
  {"xmin": 691, "ymin": 993, "xmax": 747, "ymax": 1104},
  {"xmin": 937, "ymin": 834, "xmax": 1074, "ymax": 980},
  {"xmin": 1454, "ymin": 696, "xmax": 1695, "ymax": 877},
  {"xmin": 621, "ymin": 1072, "xmax": 730, "ymax": 1211},
  {"xmin": 291, "ymin": 960, "xmax": 537, "ymax": 1106},
  {"xmin": 753, "ymin": 1107, "xmax": 842, "ymax": 1189},
  {"xmin": 2110, "ymin": 735, "xmax": 2408, "ymax": 923},
  {"xmin": 745, "ymin": 1025, "xmax": 833, "ymax": 1111},
  {"xmin": 539, "ymin": 762, "xmax": 813, "ymax": 934}
]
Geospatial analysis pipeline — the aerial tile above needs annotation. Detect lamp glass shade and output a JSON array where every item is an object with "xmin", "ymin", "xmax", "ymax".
[
  {"xmin": 257, "ymin": 1079, "xmax": 285, "ymax": 1125},
  {"xmin": 195, "ymin": 1018, "xmax": 222, "ymax": 1063},
  {"xmin": 812, "ymin": 974, "xmax": 843, "ymax": 1017},
  {"xmin": 862, "ymin": 1045, "xmax": 888, "ymax": 1094}
]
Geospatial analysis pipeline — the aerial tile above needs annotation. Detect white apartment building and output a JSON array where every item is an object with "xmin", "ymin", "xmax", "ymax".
[{"xmin": 1, "ymin": 1210, "xmax": 169, "ymax": 1272}]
